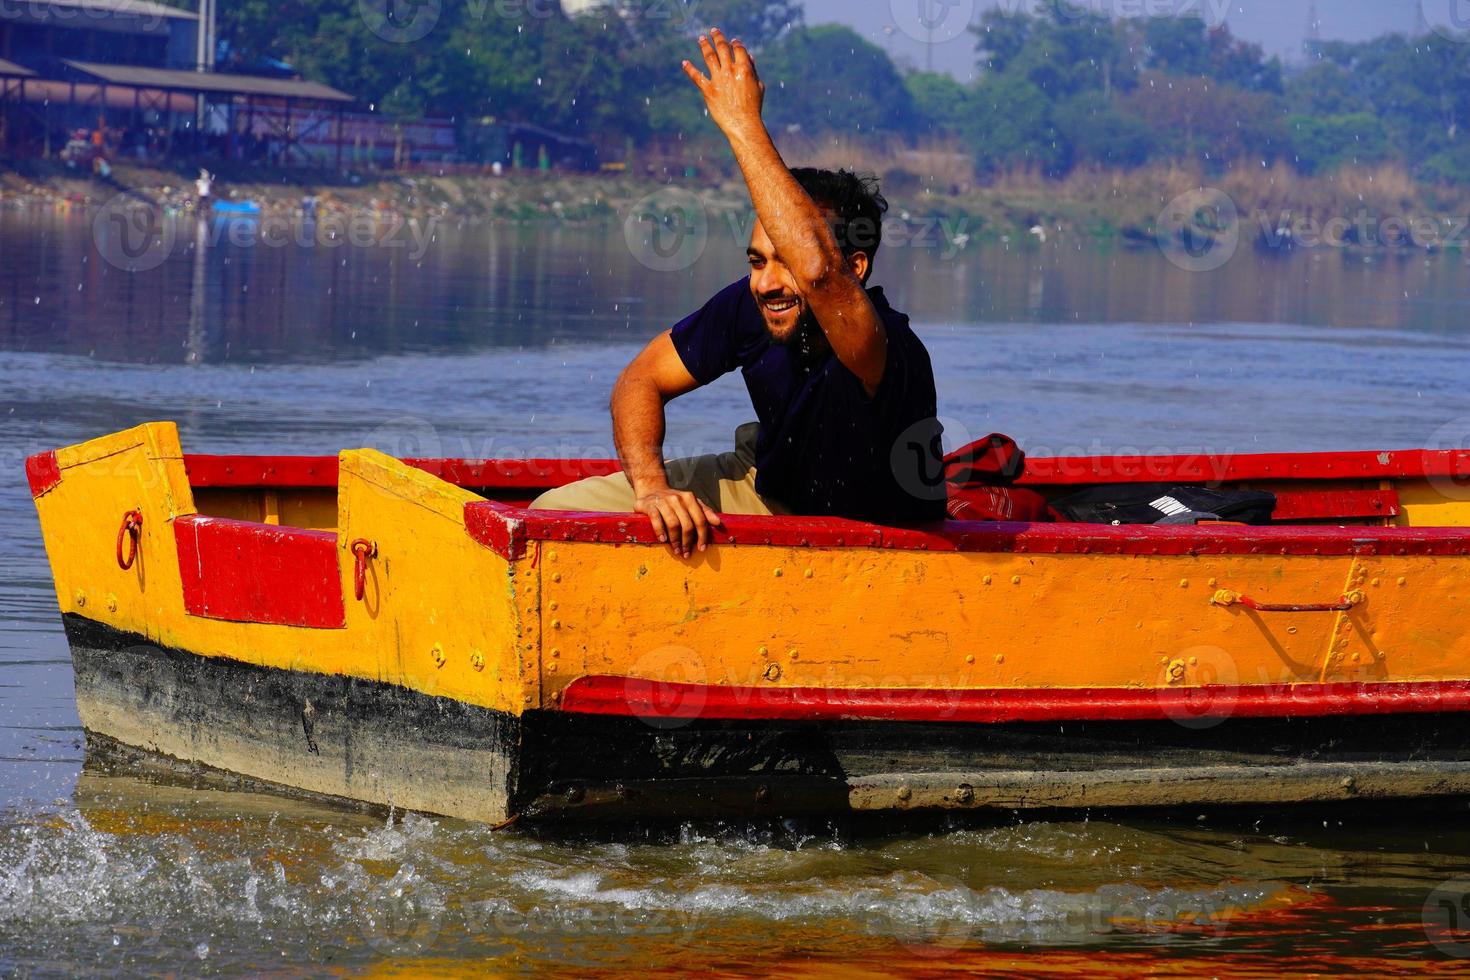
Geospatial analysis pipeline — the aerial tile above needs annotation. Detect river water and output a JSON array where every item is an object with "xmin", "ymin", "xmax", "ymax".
[{"xmin": 2, "ymin": 203, "xmax": 1470, "ymax": 974}]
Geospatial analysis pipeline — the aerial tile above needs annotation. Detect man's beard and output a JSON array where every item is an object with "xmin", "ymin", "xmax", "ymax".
[{"xmin": 768, "ymin": 308, "xmax": 826, "ymax": 360}]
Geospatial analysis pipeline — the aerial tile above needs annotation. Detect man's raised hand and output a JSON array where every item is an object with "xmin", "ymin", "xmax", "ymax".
[{"xmin": 681, "ymin": 28, "xmax": 765, "ymax": 139}]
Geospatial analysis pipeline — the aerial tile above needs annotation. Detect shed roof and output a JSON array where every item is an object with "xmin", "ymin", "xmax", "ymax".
[{"xmin": 62, "ymin": 61, "xmax": 352, "ymax": 102}]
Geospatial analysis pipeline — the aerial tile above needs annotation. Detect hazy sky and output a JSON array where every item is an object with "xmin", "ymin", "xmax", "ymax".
[{"xmin": 800, "ymin": 0, "xmax": 1453, "ymax": 79}]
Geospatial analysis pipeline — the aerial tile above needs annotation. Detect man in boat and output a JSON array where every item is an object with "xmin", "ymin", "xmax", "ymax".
[{"xmin": 532, "ymin": 28, "xmax": 944, "ymax": 555}]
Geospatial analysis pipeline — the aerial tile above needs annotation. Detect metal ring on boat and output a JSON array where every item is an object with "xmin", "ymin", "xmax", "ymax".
[
  {"xmin": 115, "ymin": 510, "xmax": 143, "ymax": 570},
  {"xmin": 350, "ymin": 538, "xmax": 377, "ymax": 601}
]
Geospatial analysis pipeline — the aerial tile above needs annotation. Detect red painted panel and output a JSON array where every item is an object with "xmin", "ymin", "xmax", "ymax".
[
  {"xmin": 411, "ymin": 458, "xmax": 621, "ymax": 489},
  {"xmin": 558, "ymin": 675, "xmax": 1470, "ymax": 724},
  {"xmin": 1272, "ymin": 489, "xmax": 1400, "ymax": 522},
  {"xmin": 173, "ymin": 516, "xmax": 344, "ymax": 628},
  {"xmin": 183, "ymin": 455, "xmax": 336, "ymax": 487},
  {"xmin": 25, "ymin": 450, "xmax": 61, "ymax": 497},
  {"xmin": 182, "ymin": 454, "xmax": 620, "ymax": 490}
]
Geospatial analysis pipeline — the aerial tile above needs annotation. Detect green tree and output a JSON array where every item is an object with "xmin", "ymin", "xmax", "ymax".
[
  {"xmin": 1284, "ymin": 63, "xmax": 1369, "ymax": 117},
  {"xmin": 1286, "ymin": 113, "xmax": 1392, "ymax": 175},
  {"xmin": 758, "ymin": 25, "xmax": 916, "ymax": 135},
  {"xmin": 964, "ymin": 73, "xmax": 1062, "ymax": 173},
  {"xmin": 906, "ymin": 71, "xmax": 970, "ymax": 136},
  {"xmin": 1053, "ymin": 92, "xmax": 1152, "ymax": 168}
]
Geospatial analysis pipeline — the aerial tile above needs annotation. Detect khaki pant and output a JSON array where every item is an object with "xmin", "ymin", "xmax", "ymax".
[{"xmin": 530, "ymin": 422, "xmax": 789, "ymax": 515}]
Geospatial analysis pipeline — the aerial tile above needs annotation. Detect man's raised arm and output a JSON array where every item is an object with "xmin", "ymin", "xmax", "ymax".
[
  {"xmin": 682, "ymin": 28, "xmax": 888, "ymax": 396},
  {"xmin": 611, "ymin": 331, "xmax": 722, "ymax": 557}
]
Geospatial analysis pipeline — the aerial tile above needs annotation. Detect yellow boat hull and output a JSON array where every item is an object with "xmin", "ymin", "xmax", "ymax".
[{"xmin": 27, "ymin": 422, "xmax": 1470, "ymax": 822}]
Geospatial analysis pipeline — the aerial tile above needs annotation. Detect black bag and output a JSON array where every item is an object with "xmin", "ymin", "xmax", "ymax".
[{"xmin": 1050, "ymin": 483, "xmax": 1276, "ymax": 525}]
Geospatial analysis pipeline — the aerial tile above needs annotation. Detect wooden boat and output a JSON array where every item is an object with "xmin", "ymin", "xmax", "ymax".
[{"xmin": 25, "ymin": 422, "xmax": 1470, "ymax": 823}]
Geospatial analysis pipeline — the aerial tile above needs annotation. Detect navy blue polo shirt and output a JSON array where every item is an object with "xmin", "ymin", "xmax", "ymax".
[{"xmin": 670, "ymin": 278, "xmax": 945, "ymax": 524}]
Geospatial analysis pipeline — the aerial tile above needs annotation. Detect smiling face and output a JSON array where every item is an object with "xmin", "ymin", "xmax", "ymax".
[
  {"xmin": 746, "ymin": 219, "xmax": 812, "ymax": 345},
  {"xmin": 746, "ymin": 217, "xmax": 870, "ymax": 347}
]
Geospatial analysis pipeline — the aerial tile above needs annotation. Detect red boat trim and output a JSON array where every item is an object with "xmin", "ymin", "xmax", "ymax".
[
  {"xmin": 464, "ymin": 498, "xmax": 1470, "ymax": 559},
  {"xmin": 557, "ymin": 675, "xmax": 1470, "ymax": 723},
  {"xmin": 180, "ymin": 448, "xmax": 1470, "ymax": 492},
  {"xmin": 25, "ymin": 451, "xmax": 61, "ymax": 497},
  {"xmin": 464, "ymin": 500, "xmax": 884, "ymax": 560},
  {"xmin": 174, "ymin": 515, "xmax": 345, "ymax": 628},
  {"xmin": 1020, "ymin": 448, "xmax": 1470, "ymax": 485}
]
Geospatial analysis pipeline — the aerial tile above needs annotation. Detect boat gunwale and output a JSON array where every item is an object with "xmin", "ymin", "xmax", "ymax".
[
  {"xmin": 462, "ymin": 499, "xmax": 1470, "ymax": 560},
  {"xmin": 28, "ymin": 446, "xmax": 1470, "ymax": 559},
  {"xmin": 170, "ymin": 447, "xmax": 1470, "ymax": 490}
]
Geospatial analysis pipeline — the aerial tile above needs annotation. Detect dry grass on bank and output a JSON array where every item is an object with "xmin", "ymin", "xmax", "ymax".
[{"xmin": 5, "ymin": 149, "xmax": 1466, "ymax": 244}]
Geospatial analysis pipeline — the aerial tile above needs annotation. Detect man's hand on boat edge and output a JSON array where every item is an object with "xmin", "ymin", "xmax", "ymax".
[{"xmin": 635, "ymin": 486, "xmax": 723, "ymax": 559}]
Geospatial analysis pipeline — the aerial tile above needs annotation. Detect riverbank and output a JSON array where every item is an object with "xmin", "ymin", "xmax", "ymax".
[{"xmin": 3, "ymin": 157, "xmax": 1467, "ymax": 251}]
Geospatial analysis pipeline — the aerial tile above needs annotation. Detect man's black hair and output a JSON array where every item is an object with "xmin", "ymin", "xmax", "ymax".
[{"xmin": 790, "ymin": 168, "xmax": 888, "ymax": 273}]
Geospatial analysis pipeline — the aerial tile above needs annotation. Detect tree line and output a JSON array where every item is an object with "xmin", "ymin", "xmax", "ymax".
[{"xmin": 212, "ymin": 0, "xmax": 1470, "ymax": 183}]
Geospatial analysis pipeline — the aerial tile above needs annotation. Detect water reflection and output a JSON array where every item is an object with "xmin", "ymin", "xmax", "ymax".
[
  {"xmin": 3, "ymin": 207, "xmax": 1470, "ymax": 974},
  {"xmin": 0, "ymin": 760, "xmax": 1458, "ymax": 974},
  {"xmin": 2, "ymin": 209, "xmax": 1467, "ymax": 365}
]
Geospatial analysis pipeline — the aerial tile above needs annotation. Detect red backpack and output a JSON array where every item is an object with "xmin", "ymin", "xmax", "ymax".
[{"xmin": 943, "ymin": 434, "xmax": 1051, "ymax": 522}]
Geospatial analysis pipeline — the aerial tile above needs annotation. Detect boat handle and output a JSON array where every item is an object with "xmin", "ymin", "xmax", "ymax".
[
  {"xmin": 350, "ymin": 538, "xmax": 377, "ymax": 601},
  {"xmin": 1210, "ymin": 588, "xmax": 1365, "ymax": 613},
  {"xmin": 115, "ymin": 510, "xmax": 143, "ymax": 570}
]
